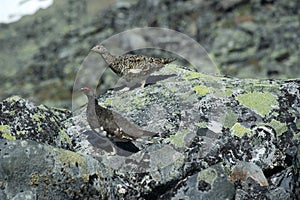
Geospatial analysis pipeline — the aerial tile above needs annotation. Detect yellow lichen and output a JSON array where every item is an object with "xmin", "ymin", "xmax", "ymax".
[
  {"xmin": 231, "ymin": 123, "xmax": 252, "ymax": 138},
  {"xmin": 183, "ymin": 71, "xmax": 204, "ymax": 80},
  {"xmin": 167, "ymin": 130, "xmax": 190, "ymax": 148},
  {"xmin": 236, "ymin": 91, "xmax": 279, "ymax": 117},
  {"xmin": 197, "ymin": 168, "xmax": 218, "ymax": 185},
  {"xmin": 193, "ymin": 85, "xmax": 210, "ymax": 96},
  {"xmin": 30, "ymin": 173, "xmax": 40, "ymax": 186},
  {"xmin": 0, "ymin": 125, "xmax": 16, "ymax": 140},
  {"xmin": 56, "ymin": 148, "xmax": 85, "ymax": 169}
]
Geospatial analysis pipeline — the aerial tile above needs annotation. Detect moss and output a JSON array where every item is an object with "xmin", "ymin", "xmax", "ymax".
[
  {"xmin": 236, "ymin": 91, "xmax": 279, "ymax": 117},
  {"xmin": 0, "ymin": 125, "xmax": 16, "ymax": 140},
  {"xmin": 224, "ymin": 110, "xmax": 238, "ymax": 129},
  {"xmin": 197, "ymin": 167, "xmax": 218, "ymax": 185},
  {"xmin": 231, "ymin": 123, "xmax": 252, "ymax": 138},
  {"xmin": 167, "ymin": 130, "xmax": 189, "ymax": 148},
  {"xmin": 193, "ymin": 85, "xmax": 210, "ymax": 96},
  {"xmin": 269, "ymin": 119, "xmax": 288, "ymax": 137}
]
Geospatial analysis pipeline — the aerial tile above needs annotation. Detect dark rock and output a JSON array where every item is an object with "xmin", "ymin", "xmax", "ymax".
[
  {"xmin": 0, "ymin": 96, "xmax": 72, "ymax": 150},
  {"xmin": 0, "ymin": 139, "xmax": 112, "ymax": 200}
]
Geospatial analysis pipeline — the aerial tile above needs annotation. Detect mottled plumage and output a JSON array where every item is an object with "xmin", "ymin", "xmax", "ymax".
[
  {"xmin": 81, "ymin": 86, "xmax": 157, "ymax": 141},
  {"xmin": 91, "ymin": 44, "xmax": 175, "ymax": 84}
]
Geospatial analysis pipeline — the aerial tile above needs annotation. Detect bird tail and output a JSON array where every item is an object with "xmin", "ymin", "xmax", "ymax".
[{"xmin": 162, "ymin": 58, "xmax": 176, "ymax": 64}]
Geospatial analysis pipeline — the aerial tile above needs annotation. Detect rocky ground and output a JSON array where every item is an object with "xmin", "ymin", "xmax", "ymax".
[
  {"xmin": 0, "ymin": 0, "xmax": 299, "ymax": 107},
  {"xmin": 1, "ymin": 64, "xmax": 300, "ymax": 199},
  {"xmin": 0, "ymin": 0, "xmax": 299, "ymax": 199}
]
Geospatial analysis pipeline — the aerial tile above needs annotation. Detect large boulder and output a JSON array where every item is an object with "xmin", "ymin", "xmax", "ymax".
[{"xmin": 1, "ymin": 64, "xmax": 300, "ymax": 199}]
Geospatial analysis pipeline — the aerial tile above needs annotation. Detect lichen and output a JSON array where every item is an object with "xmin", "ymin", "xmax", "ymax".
[
  {"xmin": 30, "ymin": 173, "xmax": 39, "ymax": 186},
  {"xmin": 224, "ymin": 110, "xmax": 238, "ymax": 129},
  {"xmin": 167, "ymin": 130, "xmax": 190, "ymax": 148},
  {"xmin": 5, "ymin": 95, "xmax": 22, "ymax": 103},
  {"xmin": 0, "ymin": 125, "xmax": 16, "ymax": 140},
  {"xmin": 197, "ymin": 167, "xmax": 218, "ymax": 185},
  {"xmin": 296, "ymin": 119, "xmax": 300, "ymax": 130},
  {"xmin": 183, "ymin": 71, "xmax": 204, "ymax": 80},
  {"xmin": 33, "ymin": 113, "xmax": 46, "ymax": 122},
  {"xmin": 225, "ymin": 89, "xmax": 233, "ymax": 97},
  {"xmin": 196, "ymin": 121, "xmax": 208, "ymax": 128},
  {"xmin": 58, "ymin": 129, "xmax": 71, "ymax": 145},
  {"xmin": 231, "ymin": 123, "xmax": 252, "ymax": 138},
  {"xmin": 193, "ymin": 85, "xmax": 210, "ymax": 96},
  {"xmin": 236, "ymin": 91, "xmax": 279, "ymax": 117},
  {"xmin": 56, "ymin": 148, "xmax": 85, "ymax": 168},
  {"xmin": 269, "ymin": 119, "xmax": 288, "ymax": 137}
]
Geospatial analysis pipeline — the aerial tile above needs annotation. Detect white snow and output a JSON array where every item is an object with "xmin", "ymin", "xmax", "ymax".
[{"xmin": 0, "ymin": 0, "xmax": 53, "ymax": 24}]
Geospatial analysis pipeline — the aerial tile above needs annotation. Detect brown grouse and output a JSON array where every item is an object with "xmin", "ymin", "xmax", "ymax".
[
  {"xmin": 91, "ymin": 44, "xmax": 175, "ymax": 87},
  {"xmin": 81, "ymin": 86, "xmax": 157, "ymax": 141}
]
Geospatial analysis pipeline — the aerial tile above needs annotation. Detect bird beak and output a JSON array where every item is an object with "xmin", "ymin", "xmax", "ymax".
[{"xmin": 90, "ymin": 45, "xmax": 100, "ymax": 52}]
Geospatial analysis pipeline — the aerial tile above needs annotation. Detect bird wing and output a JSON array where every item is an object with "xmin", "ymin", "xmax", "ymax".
[
  {"xmin": 111, "ymin": 110, "xmax": 157, "ymax": 139},
  {"xmin": 124, "ymin": 62, "xmax": 165, "ymax": 82}
]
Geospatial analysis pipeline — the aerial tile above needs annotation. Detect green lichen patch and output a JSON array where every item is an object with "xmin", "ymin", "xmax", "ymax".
[
  {"xmin": 296, "ymin": 119, "xmax": 300, "ymax": 130},
  {"xmin": 193, "ymin": 85, "xmax": 210, "ymax": 96},
  {"xmin": 225, "ymin": 89, "xmax": 233, "ymax": 97},
  {"xmin": 196, "ymin": 121, "xmax": 208, "ymax": 128},
  {"xmin": 236, "ymin": 91, "xmax": 279, "ymax": 117},
  {"xmin": 56, "ymin": 148, "xmax": 85, "ymax": 168},
  {"xmin": 183, "ymin": 71, "xmax": 205, "ymax": 80},
  {"xmin": 5, "ymin": 95, "xmax": 23, "ymax": 103},
  {"xmin": 224, "ymin": 110, "xmax": 238, "ymax": 129},
  {"xmin": 269, "ymin": 119, "xmax": 288, "ymax": 137},
  {"xmin": 167, "ymin": 130, "xmax": 190, "ymax": 148},
  {"xmin": 197, "ymin": 167, "xmax": 218, "ymax": 185},
  {"xmin": 58, "ymin": 129, "xmax": 72, "ymax": 145},
  {"xmin": 231, "ymin": 123, "xmax": 252, "ymax": 138},
  {"xmin": 33, "ymin": 113, "xmax": 46, "ymax": 122},
  {"xmin": 0, "ymin": 125, "xmax": 16, "ymax": 140},
  {"xmin": 294, "ymin": 132, "xmax": 300, "ymax": 140}
]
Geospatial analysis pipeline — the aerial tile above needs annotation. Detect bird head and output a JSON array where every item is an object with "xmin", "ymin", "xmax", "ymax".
[
  {"xmin": 80, "ymin": 86, "xmax": 95, "ymax": 97},
  {"xmin": 91, "ymin": 44, "xmax": 108, "ymax": 54}
]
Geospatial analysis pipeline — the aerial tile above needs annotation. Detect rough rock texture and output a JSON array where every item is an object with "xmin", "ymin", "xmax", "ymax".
[
  {"xmin": 0, "ymin": 96, "xmax": 72, "ymax": 149},
  {"xmin": 1, "ymin": 64, "xmax": 300, "ymax": 199},
  {"xmin": 0, "ymin": 0, "xmax": 299, "ymax": 107}
]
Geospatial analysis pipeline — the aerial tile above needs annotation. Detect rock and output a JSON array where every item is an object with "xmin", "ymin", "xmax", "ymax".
[
  {"xmin": 0, "ymin": 140, "xmax": 111, "ymax": 200},
  {"xmin": 1, "ymin": 64, "xmax": 300, "ymax": 199},
  {"xmin": 0, "ymin": 96, "xmax": 72, "ymax": 149},
  {"xmin": 69, "ymin": 64, "xmax": 300, "ymax": 199},
  {"xmin": 1, "ymin": 0, "xmax": 299, "ymax": 108}
]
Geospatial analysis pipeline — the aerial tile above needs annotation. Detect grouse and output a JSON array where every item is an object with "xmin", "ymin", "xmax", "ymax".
[
  {"xmin": 90, "ymin": 44, "xmax": 175, "ymax": 88},
  {"xmin": 81, "ymin": 86, "xmax": 157, "ymax": 141}
]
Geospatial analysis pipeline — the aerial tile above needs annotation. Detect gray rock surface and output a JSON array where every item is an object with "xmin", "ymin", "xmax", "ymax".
[
  {"xmin": 1, "ymin": 64, "xmax": 300, "ymax": 199},
  {"xmin": 0, "ymin": 0, "xmax": 299, "ymax": 107}
]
